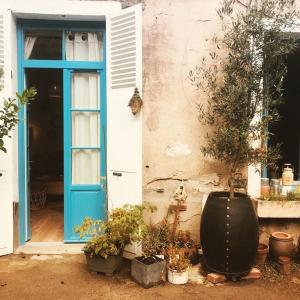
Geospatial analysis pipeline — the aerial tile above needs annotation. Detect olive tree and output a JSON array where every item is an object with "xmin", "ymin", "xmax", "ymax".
[{"xmin": 190, "ymin": 0, "xmax": 299, "ymax": 199}]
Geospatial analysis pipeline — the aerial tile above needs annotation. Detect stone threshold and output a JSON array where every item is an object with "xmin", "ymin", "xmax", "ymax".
[
  {"xmin": 15, "ymin": 242, "xmax": 136, "ymax": 259},
  {"xmin": 15, "ymin": 242, "xmax": 84, "ymax": 255}
]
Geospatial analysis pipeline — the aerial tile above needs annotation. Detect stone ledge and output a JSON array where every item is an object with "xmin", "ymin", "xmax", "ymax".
[{"xmin": 253, "ymin": 199, "xmax": 300, "ymax": 218}]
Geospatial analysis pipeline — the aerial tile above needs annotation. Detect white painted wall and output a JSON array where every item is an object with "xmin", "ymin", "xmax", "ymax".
[
  {"xmin": 0, "ymin": 0, "xmax": 142, "ymax": 255},
  {"xmin": 0, "ymin": 8, "xmax": 18, "ymax": 256}
]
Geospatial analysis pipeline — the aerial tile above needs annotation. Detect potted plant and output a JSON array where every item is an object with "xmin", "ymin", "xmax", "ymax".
[
  {"xmin": 255, "ymin": 243, "xmax": 269, "ymax": 267},
  {"xmin": 131, "ymin": 220, "xmax": 170, "ymax": 288},
  {"xmin": 173, "ymin": 230, "xmax": 198, "ymax": 259},
  {"xmin": 167, "ymin": 249, "xmax": 191, "ymax": 285},
  {"xmin": 189, "ymin": 0, "xmax": 299, "ymax": 278},
  {"xmin": 75, "ymin": 204, "xmax": 148, "ymax": 276}
]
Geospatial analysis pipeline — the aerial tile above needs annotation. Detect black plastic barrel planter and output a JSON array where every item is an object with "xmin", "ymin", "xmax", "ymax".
[{"xmin": 200, "ymin": 192, "xmax": 258, "ymax": 277}]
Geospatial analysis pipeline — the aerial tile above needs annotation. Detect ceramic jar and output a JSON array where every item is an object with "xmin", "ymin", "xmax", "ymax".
[
  {"xmin": 277, "ymin": 256, "xmax": 291, "ymax": 275},
  {"xmin": 167, "ymin": 269, "xmax": 189, "ymax": 284},
  {"xmin": 255, "ymin": 243, "xmax": 269, "ymax": 266},
  {"xmin": 261, "ymin": 178, "xmax": 270, "ymax": 197},
  {"xmin": 282, "ymin": 164, "xmax": 294, "ymax": 185},
  {"xmin": 269, "ymin": 232, "xmax": 295, "ymax": 260},
  {"xmin": 270, "ymin": 179, "xmax": 280, "ymax": 196}
]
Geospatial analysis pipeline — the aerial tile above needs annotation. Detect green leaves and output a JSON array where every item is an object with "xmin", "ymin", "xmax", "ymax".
[
  {"xmin": 74, "ymin": 204, "xmax": 156, "ymax": 258},
  {"xmin": 0, "ymin": 71, "xmax": 37, "ymax": 154},
  {"xmin": 190, "ymin": 0, "xmax": 299, "ymax": 187}
]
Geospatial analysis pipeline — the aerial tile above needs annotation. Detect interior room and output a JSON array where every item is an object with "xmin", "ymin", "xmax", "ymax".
[
  {"xmin": 26, "ymin": 68, "xmax": 64, "ymax": 242},
  {"xmin": 268, "ymin": 42, "xmax": 300, "ymax": 180}
]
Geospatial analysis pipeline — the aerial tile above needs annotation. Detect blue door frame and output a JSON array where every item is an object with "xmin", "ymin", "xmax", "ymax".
[{"xmin": 17, "ymin": 20, "xmax": 107, "ymax": 245}]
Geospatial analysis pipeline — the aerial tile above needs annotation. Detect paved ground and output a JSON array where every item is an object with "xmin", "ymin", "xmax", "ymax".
[{"xmin": 1, "ymin": 254, "xmax": 300, "ymax": 300}]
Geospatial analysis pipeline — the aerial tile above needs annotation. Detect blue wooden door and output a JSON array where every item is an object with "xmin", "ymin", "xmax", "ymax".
[{"xmin": 64, "ymin": 69, "xmax": 106, "ymax": 242}]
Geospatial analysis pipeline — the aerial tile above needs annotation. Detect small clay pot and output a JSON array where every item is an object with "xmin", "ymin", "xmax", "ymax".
[
  {"xmin": 277, "ymin": 256, "xmax": 291, "ymax": 275},
  {"xmin": 269, "ymin": 232, "xmax": 295, "ymax": 260},
  {"xmin": 255, "ymin": 243, "xmax": 269, "ymax": 266}
]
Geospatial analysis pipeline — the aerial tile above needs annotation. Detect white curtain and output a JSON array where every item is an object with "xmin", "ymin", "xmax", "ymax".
[
  {"xmin": 71, "ymin": 73, "xmax": 100, "ymax": 184},
  {"xmin": 66, "ymin": 32, "xmax": 102, "ymax": 184},
  {"xmin": 65, "ymin": 32, "xmax": 102, "ymax": 61},
  {"xmin": 24, "ymin": 37, "xmax": 37, "ymax": 59}
]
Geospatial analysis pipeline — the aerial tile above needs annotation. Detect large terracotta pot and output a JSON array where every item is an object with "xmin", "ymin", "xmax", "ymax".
[
  {"xmin": 269, "ymin": 232, "xmax": 295, "ymax": 260},
  {"xmin": 200, "ymin": 192, "xmax": 259, "ymax": 277}
]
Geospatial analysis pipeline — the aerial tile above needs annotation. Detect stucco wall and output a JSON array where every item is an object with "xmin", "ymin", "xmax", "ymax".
[
  {"xmin": 140, "ymin": 0, "xmax": 227, "ymax": 241},
  {"xmin": 126, "ymin": 0, "xmax": 300, "ymax": 243}
]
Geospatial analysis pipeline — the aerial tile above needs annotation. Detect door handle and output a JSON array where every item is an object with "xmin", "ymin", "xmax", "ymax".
[{"xmin": 113, "ymin": 172, "xmax": 122, "ymax": 177}]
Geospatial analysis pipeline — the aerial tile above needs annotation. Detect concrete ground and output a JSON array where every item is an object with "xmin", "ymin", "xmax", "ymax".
[{"xmin": 1, "ymin": 254, "xmax": 300, "ymax": 300}]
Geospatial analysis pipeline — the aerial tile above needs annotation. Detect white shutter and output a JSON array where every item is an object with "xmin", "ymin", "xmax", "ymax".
[
  {"xmin": 0, "ymin": 9, "xmax": 14, "ymax": 256},
  {"xmin": 106, "ymin": 4, "xmax": 142, "ymax": 211}
]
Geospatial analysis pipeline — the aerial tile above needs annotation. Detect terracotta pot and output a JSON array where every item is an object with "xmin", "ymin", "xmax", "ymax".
[
  {"xmin": 277, "ymin": 256, "xmax": 291, "ymax": 275},
  {"xmin": 269, "ymin": 232, "xmax": 295, "ymax": 260},
  {"xmin": 298, "ymin": 236, "xmax": 300, "ymax": 255},
  {"xmin": 255, "ymin": 243, "xmax": 269, "ymax": 266}
]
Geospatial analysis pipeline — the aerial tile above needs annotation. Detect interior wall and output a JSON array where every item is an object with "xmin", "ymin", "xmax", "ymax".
[{"xmin": 26, "ymin": 69, "xmax": 63, "ymax": 180}]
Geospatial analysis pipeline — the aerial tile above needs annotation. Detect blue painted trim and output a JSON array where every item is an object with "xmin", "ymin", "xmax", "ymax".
[
  {"xmin": 18, "ymin": 19, "xmax": 107, "ymax": 245},
  {"xmin": 102, "ymin": 30, "xmax": 108, "ymax": 217},
  {"xmin": 18, "ymin": 25, "xmax": 27, "ymax": 245},
  {"xmin": 69, "ymin": 185, "xmax": 101, "ymax": 190},
  {"xmin": 63, "ymin": 69, "xmax": 70, "ymax": 241},
  {"xmin": 23, "ymin": 60, "xmax": 103, "ymax": 70}
]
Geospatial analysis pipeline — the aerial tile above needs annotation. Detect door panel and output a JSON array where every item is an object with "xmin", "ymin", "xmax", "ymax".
[{"xmin": 64, "ymin": 69, "xmax": 106, "ymax": 242}]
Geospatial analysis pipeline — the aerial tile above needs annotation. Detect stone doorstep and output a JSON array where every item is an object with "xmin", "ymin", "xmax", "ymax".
[{"xmin": 207, "ymin": 268, "xmax": 261, "ymax": 284}]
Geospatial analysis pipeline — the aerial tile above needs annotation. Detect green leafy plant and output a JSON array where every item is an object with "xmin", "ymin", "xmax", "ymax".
[
  {"xmin": 189, "ymin": 0, "xmax": 299, "ymax": 199},
  {"xmin": 141, "ymin": 220, "xmax": 171, "ymax": 258},
  {"xmin": 0, "ymin": 69, "xmax": 37, "ymax": 152},
  {"xmin": 75, "ymin": 204, "xmax": 155, "ymax": 258}
]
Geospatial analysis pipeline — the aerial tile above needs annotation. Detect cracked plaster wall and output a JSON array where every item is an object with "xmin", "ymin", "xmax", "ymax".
[
  {"xmin": 96, "ymin": 0, "xmax": 300, "ymax": 242},
  {"xmin": 139, "ymin": 0, "xmax": 226, "ymax": 242}
]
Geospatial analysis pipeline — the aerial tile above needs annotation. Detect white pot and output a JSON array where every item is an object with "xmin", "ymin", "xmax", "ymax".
[{"xmin": 167, "ymin": 268, "xmax": 189, "ymax": 284}]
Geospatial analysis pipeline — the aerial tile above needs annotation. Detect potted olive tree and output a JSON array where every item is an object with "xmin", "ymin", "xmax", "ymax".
[
  {"xmin": 131, "ymin": 220, "xmax": 170, "ymax": 288},
  {"xmin": 189, "ymin": 0, "xmax": 299, "ymax": 278},
  {"xmin": 75, "ymin": 204, "xmax": 150, "ymax": 276}
]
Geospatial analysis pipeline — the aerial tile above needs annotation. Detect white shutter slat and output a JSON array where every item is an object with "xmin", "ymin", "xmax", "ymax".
[
  {"xmin": 110, "ymin": 7, "xmax": 140, "ymax": 90},
  {"xmin": 106, "ymin": 3, "xmax": 142, "ymax": 218}
]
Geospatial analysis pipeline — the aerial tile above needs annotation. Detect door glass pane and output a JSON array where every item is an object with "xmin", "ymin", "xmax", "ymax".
[
  {"xmin": 24, "ymin": 31, "xmax": 62, "ymax": 60},
  {"xmin": 71, "ymin": 73, "xmax": 100, "ymax": 109},
  {"xmin": 65, "ymin": 31, "xmax": 103, "ymax": 61},
  {"xmin": 72, "ymin": 150, "xmax": 100, "ymax": 184},
  {"xmin": 72, "ymin": 112, "xmax": 100, "ymax": 147}
]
